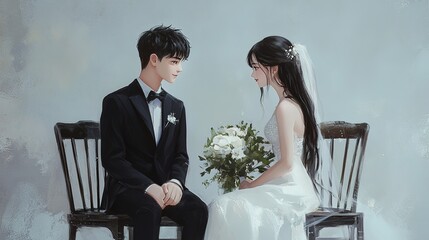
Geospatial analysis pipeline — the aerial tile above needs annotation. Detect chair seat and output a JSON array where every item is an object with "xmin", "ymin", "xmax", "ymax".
[
  {"xmin": 69, "ymin": 211, "xmax": 130, "ymax": 222},
  {"xmin": 306, "ymin": 210, "xmax": 363, "ymax": 227},
  {"xmin": 69, "ymin": 211, "xmax": 178, "ymax": 227}
]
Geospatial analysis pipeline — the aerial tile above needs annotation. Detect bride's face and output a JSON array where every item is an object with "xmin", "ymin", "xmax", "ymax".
[{"xmin": 250, "ymin": 55, "xmax": 269, "ymax": 88}]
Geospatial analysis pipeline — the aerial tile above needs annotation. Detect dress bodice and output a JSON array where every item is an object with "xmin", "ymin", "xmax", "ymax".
[{"xmin": 264, "ymin": 113, "xmax": 303, "ymax": 162}]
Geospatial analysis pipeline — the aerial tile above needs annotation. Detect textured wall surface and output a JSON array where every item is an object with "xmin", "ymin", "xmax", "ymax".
[{"xmin": 1, "ymin": 0, "xmax": 428, "ymax": 239}]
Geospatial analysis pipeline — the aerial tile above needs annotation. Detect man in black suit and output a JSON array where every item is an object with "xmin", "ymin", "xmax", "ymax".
[{"xmin": 100, "ymin": 25, "xmax": 208, "ymax": 240}]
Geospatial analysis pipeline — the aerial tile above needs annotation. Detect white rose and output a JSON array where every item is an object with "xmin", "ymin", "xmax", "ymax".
[
  {"xmin": 225, "ymin": 127, "xmax": 240, "ymax": 136},
  {"xmin": 231, "ymin": 148, "xmax": 246, "ymax": 160},
  {"xmin": 213, "ymin": 144, "xmax": 231, "ymax": 155},
  {"xmin": 229, "ymin": 136, "xmax": 244, "ymax": 149},
  {"xmin": 212, "ymin": 135, "xmax": 230, "ymax": 147},
  {"xmin": 212, "ymin": 135, "xmax": 233, "ymax": 156}
]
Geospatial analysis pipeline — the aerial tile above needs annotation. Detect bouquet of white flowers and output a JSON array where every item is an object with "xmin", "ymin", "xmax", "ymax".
[{"xmin": 199, "ymin": 121, "xmax": 275, "ymax": 193}]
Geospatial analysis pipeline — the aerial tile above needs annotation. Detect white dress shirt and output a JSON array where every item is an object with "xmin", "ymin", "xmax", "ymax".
[
  {"xmin": 137, "ymin": 78, "xmax": 162, "ymax": 145},
  {"xmin": 137, "ymin": 78, "xmax": 183, "ymax": 191}
]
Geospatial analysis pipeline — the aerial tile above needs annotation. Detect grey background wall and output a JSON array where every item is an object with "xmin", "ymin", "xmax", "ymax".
[{"xmin": 1, "ymin": 0, "xmax": 428, "ymax": 239}]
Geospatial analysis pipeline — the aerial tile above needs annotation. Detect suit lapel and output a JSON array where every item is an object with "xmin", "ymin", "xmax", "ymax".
[
  {"xmin": 128, "ymin": 80, "xmax": 156, "ymax": 142},
  {"xmin": 158, "ymin": 93, "xmax": 174, "ymax": 148}
]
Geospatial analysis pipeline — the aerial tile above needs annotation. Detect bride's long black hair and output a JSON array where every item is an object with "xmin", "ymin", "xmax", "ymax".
[{"xmin": 247, "ymin": 36, "xmax": 320, "ymax": 180}]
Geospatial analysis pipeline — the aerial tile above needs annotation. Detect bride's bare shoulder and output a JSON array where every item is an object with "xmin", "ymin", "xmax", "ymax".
[
  {"xmin": 275, "ymin": 98, "xmax": 301, "ymax": 117},
  {"xmin": 275, "ymin": 98, "xmax": 305, "ymax": 135}
]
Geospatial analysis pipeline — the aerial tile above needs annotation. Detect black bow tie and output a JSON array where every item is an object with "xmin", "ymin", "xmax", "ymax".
[{"xmin": 147, "ymin": 90, "xmax": 166, "ymax": 102}]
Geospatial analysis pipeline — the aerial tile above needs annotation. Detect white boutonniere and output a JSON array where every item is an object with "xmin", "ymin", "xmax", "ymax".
[{"xmin": 166, "ymin": 113, "xmax": 179, "ymax": 127}]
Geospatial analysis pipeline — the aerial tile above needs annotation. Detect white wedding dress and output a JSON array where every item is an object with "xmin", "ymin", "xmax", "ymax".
[{"xmin": 204, "ymin": 113, "xmax": 320, "ymax": 240}]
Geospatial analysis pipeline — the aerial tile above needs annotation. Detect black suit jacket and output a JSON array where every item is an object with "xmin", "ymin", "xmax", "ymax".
[{"xmin": 100, "ymin": 79, "xmax": 189, "ymax": 210}]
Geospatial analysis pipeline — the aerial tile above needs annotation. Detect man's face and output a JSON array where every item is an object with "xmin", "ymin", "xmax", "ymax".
[{"xmin": 156, "ymin": 56, "xmax": 183, "ymax": 83}]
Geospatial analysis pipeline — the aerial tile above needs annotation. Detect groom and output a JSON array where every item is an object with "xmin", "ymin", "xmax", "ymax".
[{"xmin": 100, "ymin": 25, "xmax": 208, "ymax": 240}]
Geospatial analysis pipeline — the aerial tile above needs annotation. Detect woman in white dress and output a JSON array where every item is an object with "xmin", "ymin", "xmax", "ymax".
[{"xmin": 204, "ymin": 36, "xmax": 322, "ymax": 240}]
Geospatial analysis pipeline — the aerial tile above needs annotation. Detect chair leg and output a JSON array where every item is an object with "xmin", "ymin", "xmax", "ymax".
[
  {"xmin": 176, "ymin": 226, "xmax": 182, "ymax": 240},
  {"xmin": 128, "ymin": 226, "xmax": 134, "ymax": 240},
  {"xmin": 107, "ymin": 223, "xmax": 124, "ymax": 240},
  {"xmin": 69, "ymin": 224, "xmax": 77, "ymax": 240},
  {"xmin": 348, "ymin": 225, "xmax": 355, "ymax": 240},
  {"xmin": 314, "ymin": 227, "xmax": 320, "ymax": 239},
  {"xmin": 308, "ymin": 225, "xmax": 317, "ymax": 240},
  {"xmin": 357, "ymin": 215, "xmax": 364, "ymax": 240}
]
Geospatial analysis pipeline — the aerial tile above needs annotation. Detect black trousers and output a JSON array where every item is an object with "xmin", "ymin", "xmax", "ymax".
[{"xmin": 111, "ymin": 188, "xmax": 208, "ymax": 240}]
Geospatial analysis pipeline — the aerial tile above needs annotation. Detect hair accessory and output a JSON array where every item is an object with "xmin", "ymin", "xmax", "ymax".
[{"xmin": 285, "ymin": 45, "xmax": 298, "ymax": 61}]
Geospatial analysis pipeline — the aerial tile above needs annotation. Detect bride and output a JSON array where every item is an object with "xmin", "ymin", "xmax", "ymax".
[{"xmin": 204, "ymin": 36, "xmax": 323, "ymax": 240}]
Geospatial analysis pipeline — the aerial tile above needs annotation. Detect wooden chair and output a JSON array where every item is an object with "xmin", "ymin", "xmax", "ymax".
[
  {"xmin": 54, "ymin": 121, "xmax": 182, "ymax": 240},
  {"xmin": 306, "ymin": 121, "xmax": 370, "ymax": 240}
]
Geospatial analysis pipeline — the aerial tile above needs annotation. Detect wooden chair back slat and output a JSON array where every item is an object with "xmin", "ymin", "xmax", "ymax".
[
  {"xmin": 55, "ymin": 128, "xmax": 76, "ymax": 212},
  {"xmin": 336, "ymin": 138, "xmax": 349, "ymax": 209},
  {"xmin": 343, "ymin": 138, "xmax": 359, "ymax": 210},
  {"xmin": 84, "ymin": 138, "xmax": 95, "ymax": 211},
  {"xmin": 55, "ymin": 121, "xmax": 102, "ymax": 213},
  {"xmin": 319, "ymin": 121, "xmax": 370, "ymax": 212},
  {"xmin": 95, "ymin": 140, "xmax": 101, "ymax": 210},
  {"xmin": 327, "ymin": 141, "xmax": 334, "ymax": 207},
  {"xmin": 71, "ymin": 138, "xmax": 87, "ymax": 210}
]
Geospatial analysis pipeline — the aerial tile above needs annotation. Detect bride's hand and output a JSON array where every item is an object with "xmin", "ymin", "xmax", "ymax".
[{"xmin": 239, "ymin": 179, "xmax": 253, "ymax": 189}]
